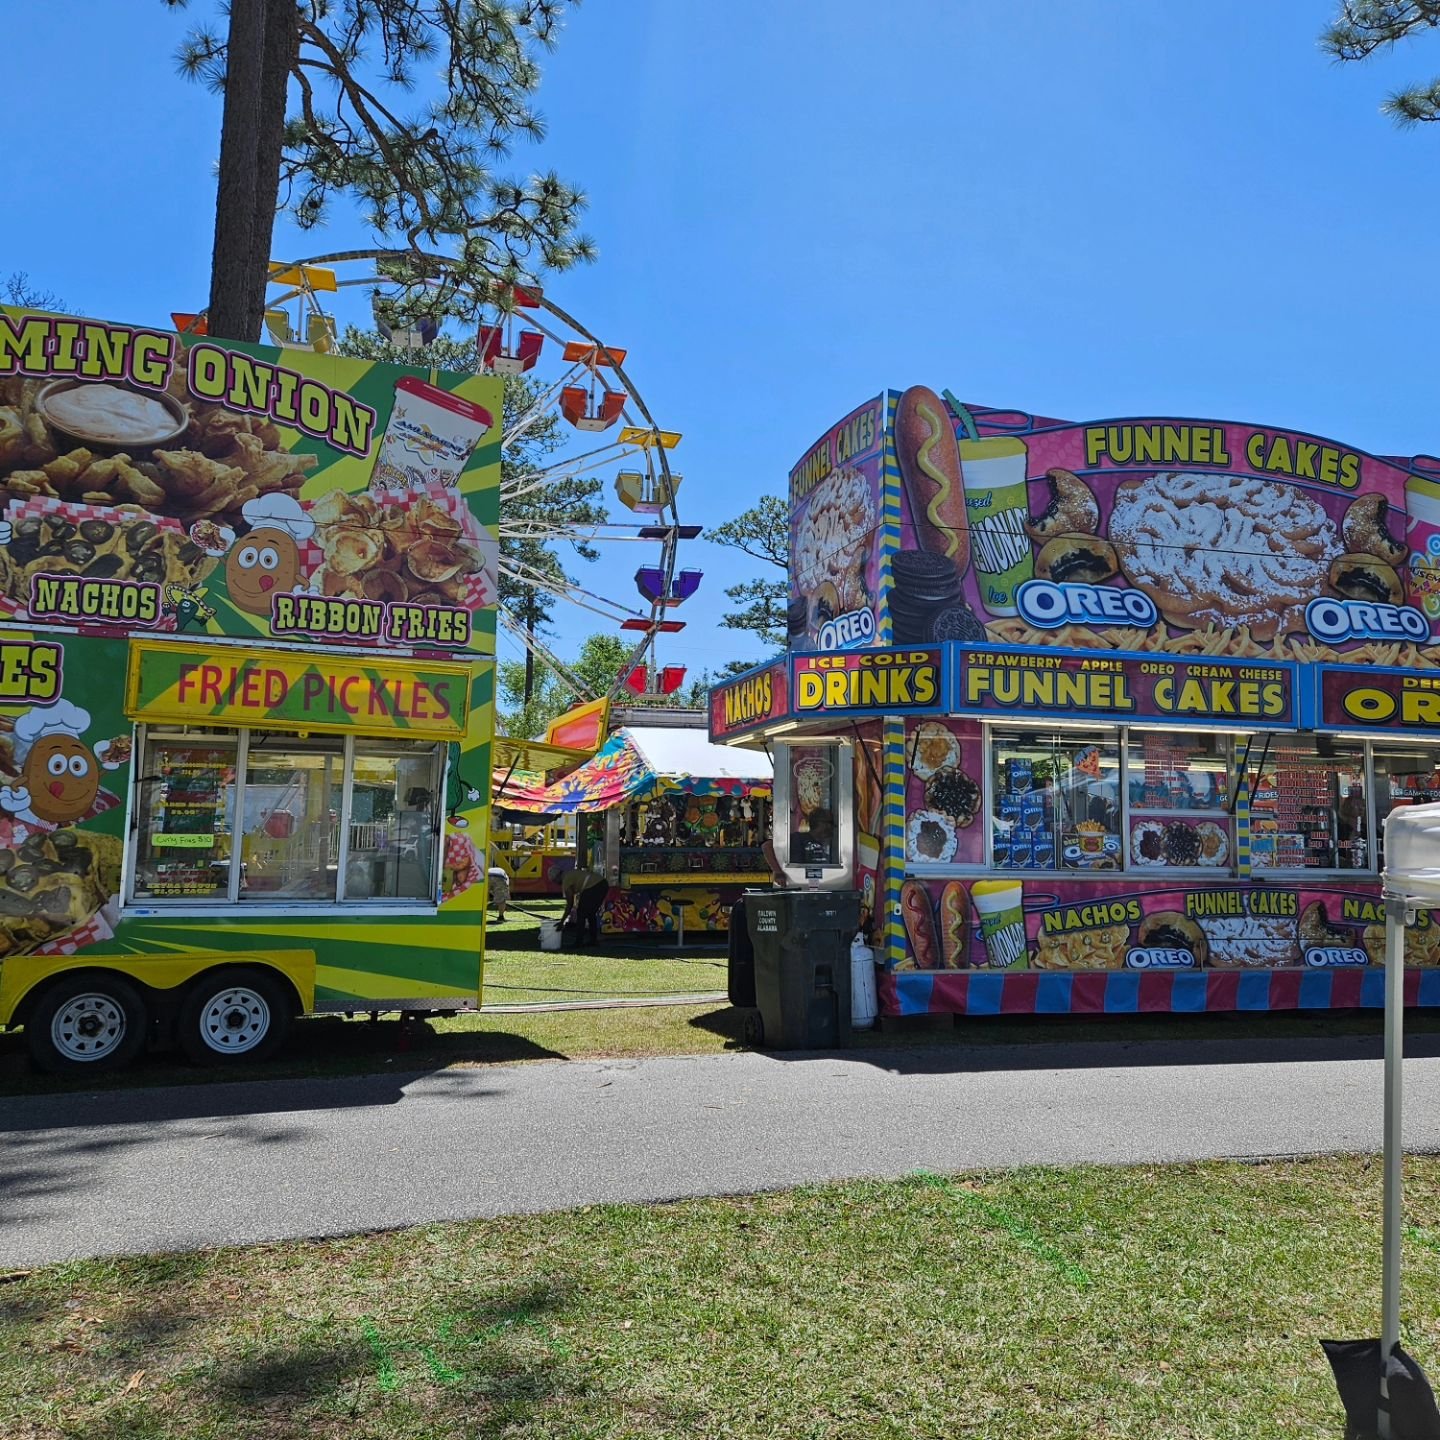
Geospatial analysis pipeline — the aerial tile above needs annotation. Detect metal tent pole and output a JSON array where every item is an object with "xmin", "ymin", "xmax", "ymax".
[{"xmin": 1380, "ymin": 891, "xmax": 1409, "ymax": 1440}]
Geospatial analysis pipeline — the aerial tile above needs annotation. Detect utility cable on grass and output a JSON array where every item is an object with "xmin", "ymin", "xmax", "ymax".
[{"xmin": 913, "ymin": 1169, "xmax": 1092, "ymax": 1290}]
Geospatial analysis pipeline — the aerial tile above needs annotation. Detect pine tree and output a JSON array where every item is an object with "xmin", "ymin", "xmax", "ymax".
[
  {"xmin": 165, "ymin": 0, "xmax": 594, "ymax": 341},
  {"xmin": 708, "ymin": 495, "xmax": 788, "ymax": 651},
  {"xmin": 1323, "ymin": 3, "xmax": 1440, "ymax": 122}
]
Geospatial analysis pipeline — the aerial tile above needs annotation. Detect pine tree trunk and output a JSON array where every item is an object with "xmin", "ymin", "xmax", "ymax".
[
  {"xmin": 207, "ymin": 0, "xmax": 267, "ymax": 341},
  {"xmin": 247, "ymin": 0, "xmax": 298, "ymax": 321}
]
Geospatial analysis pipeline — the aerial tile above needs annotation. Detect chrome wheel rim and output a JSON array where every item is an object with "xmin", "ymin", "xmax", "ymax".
[
  {"xmin": 51, "ymin": 993, "xmax": 127, "ymax": 1063},
  {"xmin": 198, "ymin": 987, "xmax": 271, "ymax": 1054}
]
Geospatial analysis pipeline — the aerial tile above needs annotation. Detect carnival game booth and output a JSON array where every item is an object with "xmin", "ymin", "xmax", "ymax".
[
  {"xmin": 0, "ymin": 305, "xmax": 501, "ymax": 1073},
  {"xmin": 708, "ymin": 386, "xmax": 1440, "ymax": 1018},
  {"xmin": 495, "ymin": 720, "xmax": 773, "ymax": 939},
  {"xmin": 490, "ymin": 735, "xmax": 592, "ymax": 897}
]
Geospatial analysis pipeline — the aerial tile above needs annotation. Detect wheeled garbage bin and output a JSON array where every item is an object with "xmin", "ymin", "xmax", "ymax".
[
  {"xmin": 727, "ymin": 899, "xmax": 757, "ymax": 1008},
  {"xmin": 742, "ymin": 890, "xmax": 861, "ymax": 1049}
]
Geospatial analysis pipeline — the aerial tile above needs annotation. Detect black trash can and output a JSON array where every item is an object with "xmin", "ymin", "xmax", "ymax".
[
  {"xmin": 727, "ymin": 899, "xmax": 756, "ymax": 1008},
  {"xmin": 743, "ymin": 890, "xmax": 861, "ymax": 1050}
]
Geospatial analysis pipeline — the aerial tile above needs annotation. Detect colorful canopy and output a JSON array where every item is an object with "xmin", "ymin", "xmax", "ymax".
[{"xmin": 493, "ymin": 726, "xmax": 772, "ymax": 815}]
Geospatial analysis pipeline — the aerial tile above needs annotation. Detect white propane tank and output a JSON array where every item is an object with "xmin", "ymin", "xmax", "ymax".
[{"xmin": 851, "ymin": 934, "xmax": 878, "ymax": 1030}]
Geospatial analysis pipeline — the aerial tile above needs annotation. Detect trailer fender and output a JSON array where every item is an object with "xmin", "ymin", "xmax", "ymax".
[{"xmin": 0, "ymin": 951, "xmax": 316, "ymax": 1030}]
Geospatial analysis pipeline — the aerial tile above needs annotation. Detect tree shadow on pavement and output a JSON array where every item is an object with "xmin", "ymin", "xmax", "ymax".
[{"xmin": 0, "ymin": 1015, "xmax": 566, "ymax": 1104}]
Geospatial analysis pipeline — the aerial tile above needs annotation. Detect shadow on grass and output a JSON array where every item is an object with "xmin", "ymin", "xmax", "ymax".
[
  {"xmin": 67, "ymin": 1274, "xmax": 657, "ymax": 1440},
  {"xmin": 689, "ymin": 1001, "xmax": 1440, "ymax": 1074}
]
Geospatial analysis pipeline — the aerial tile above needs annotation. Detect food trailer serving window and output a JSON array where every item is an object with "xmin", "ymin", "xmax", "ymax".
[
  {"xmin": 1243, "ymin": 734, "xmax": 1367, "ymax": 872},
  {"xmin": 130, "ymin": 726, "xmax": 445, "ymax": 906},
  {"xmin": 1373, "ymin": 740, "xmax": 1440, "ymax": 869},
  {"xmin": 989, "ymin": 729, "xmax": 1119, "ymax": 872},
  {"xmin": 1127, "ymin": 732, "xmax": 1232, "ymax": 871}
]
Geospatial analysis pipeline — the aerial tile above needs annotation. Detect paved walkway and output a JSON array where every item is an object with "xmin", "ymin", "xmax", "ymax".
[{"xmin": 4, "ymin": 1031, "xmax": 1437, "ymax": 1267}]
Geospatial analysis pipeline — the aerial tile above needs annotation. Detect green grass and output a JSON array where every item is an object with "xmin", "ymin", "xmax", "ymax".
[
  {"xmin": 2, "ymin": 1154, "xmax": 1433, "ymax": 1438},
  {"xmin": 481, "ymin": 901, "xmax": 728, "ymax": 1006}
]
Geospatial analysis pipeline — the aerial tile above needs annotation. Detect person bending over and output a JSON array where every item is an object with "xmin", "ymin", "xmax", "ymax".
[{"xmin": 561, "ymin": 865, "xmax": 610, "ymax": 947}]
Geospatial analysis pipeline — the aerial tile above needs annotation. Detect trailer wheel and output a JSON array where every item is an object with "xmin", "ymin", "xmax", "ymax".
[
  {"xmin": 27, "ymin": 974, "xmax": 149, "ymax": 1075},
  {"xmin": 178, "ymin": 969, "xmax": 291, "ymax": 1065},
  {"xmin": 742, "ymin": 1008, "xmax": 764, "ymax": 1048}
]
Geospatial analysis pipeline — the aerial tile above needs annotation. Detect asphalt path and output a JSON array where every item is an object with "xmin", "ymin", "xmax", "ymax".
[{"xmin": 6, "ymin": 1032, "xmax": 1440, "ymax": 1267}]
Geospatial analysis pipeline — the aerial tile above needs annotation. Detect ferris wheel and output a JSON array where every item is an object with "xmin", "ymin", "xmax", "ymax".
[{"xmin": 173, "ymin": 249, "xmax": 701, "ymax": 705}]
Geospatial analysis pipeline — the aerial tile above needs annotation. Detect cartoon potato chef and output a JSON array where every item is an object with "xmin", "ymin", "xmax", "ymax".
[
  {"xmin": 0, "ymin": 700, "xmax": 124, "ymax": 828},
  {"xmin": 225, "ymin": 493, "xmax": 315, "ymax": 617}
]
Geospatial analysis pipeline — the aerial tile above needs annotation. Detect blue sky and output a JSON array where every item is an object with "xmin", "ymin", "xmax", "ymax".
[{"xmin": 9, "ymin": 1, "xmax": 1440, "ymax": 686}]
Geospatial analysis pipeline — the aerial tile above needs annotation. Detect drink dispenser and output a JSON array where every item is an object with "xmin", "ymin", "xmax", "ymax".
[{"xmin": 772, "ymin": 738, "xmax": 854, "ymax": 890}]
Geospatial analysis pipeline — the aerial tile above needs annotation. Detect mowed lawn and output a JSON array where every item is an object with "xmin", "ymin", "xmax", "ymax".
[
  {"xmin": 479, "ymin": 901, "xmax": 728, "ymax": 1006},
  {"xmin": 4, "ymin": 1156, "xmax": 1437, "ymax": 1439}
]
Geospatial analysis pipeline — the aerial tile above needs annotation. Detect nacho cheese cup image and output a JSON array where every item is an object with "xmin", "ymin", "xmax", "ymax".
[
  {"xmin": 971, "ymin": 878, "xmax": 1027, "ymax": 969},
  {"xmin": 370, "ymin": 376, "xmax": 494, "ymax": 491},
  {"xmin": 36, "ymin": 379, "xmax": 188, "ymax": 449},
  {"xmin": 957, "ymin": 436, "xmax": 1033, "ymax": 617}
]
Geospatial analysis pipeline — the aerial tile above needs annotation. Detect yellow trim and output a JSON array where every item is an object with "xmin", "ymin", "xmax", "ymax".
[
  {"xmin": 617, "ymin": 426, "xmax": 681, "ymax": 450},
  {"xmin": 544, "ymin": 696, "xmax": 609, "ymax": 753},
  {"xmin": 493, "ymin": 736, "xmax": 590, "ymax": 770},
  {"xmin": 267, "ymin": 262, "xmax": 338, "ymax": 292},
  {"xmin": 146, "ymin": 917, "xmax": 483, "ymax": 953},
  {"xmin": 622, "ymin": 871, "xmax": 771, "ymax": 886},
  {"xmin": 126, "ymin": 638, "xmax": 475, "ymax": 740},
  {"xmin": 0, "ymin": 950, "xmax": 316, "ymax": 1027}
]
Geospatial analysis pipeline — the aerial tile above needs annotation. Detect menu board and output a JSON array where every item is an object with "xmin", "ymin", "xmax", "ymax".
[
  {"xmin": 140, "ymin": 746, "xmax": 234, "ymax": 898},
  {"xmin": 1250, "ymin": 751, "xmax": 1366, "ymax": 871}
]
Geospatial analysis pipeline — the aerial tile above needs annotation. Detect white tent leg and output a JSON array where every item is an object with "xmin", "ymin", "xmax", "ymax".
[{"xmin": 1380, "ymin": 894, "xmax": 1408, "ymax": 1439}]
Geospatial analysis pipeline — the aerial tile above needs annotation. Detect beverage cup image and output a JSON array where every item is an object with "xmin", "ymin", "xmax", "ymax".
[
  {"xmin": 959, "ymin": 436, "xmax": 1034, "ymax": 617},
  {"xmin": 1406, "ymin": 474, "xmax": 1440, "ymax": 621},
  {"xmin": 972, "ymin": 879, "xmax": 1028, "ymax": 970},
  {"xmin": 370, "ymin": 376, "xmax": 494, "ymax": 491}
]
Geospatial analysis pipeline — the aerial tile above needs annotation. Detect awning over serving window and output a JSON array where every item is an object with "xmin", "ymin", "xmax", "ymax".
[{"xmin": 493, "ymin": 726, "xmax": 772, "ymax": 814}]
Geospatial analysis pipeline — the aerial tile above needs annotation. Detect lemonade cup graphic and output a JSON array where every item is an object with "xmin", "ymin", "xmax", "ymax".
[
  {"xmin": 971, "ymin": 878, "xmax": 1028, "ymax": 970},
  {"xmin": 959, "ymin": 435, "xmax": 1034, "ymax": 617},
  {"xmin": 1406, "ymin": 473, "xmax": 1440, "ymax": 621}
]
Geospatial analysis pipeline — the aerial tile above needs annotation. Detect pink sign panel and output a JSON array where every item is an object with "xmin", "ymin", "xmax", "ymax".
[{"xmin": 789, "ymin": 386, "xmax": 1440, "ymax": 668}]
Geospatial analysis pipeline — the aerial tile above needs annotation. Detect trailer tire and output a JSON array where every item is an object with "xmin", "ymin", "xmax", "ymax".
[
  {"xmin": 27, "ymin": 974, "xmax": 149, "ymax": 1075},
  {"xmin": 178, "ymin": 969, "xmax": 291, "ymax": 1066}
]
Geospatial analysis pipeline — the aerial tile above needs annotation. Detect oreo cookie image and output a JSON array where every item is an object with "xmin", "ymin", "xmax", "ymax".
[
  {"xmin": 888, "ymin": 548, "xmax": 966, "ymax": 644},
  {"xmin": 932, "ymin": 604, "xmax": 987, "ymax": 642}
]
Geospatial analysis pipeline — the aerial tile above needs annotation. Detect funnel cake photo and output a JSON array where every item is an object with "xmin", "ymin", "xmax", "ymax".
[
  {"xmin": 792, "ymin": 466, "xmax": 876, "ymax": 621},
  {"xmin": 1109, "ymin": 472, "xmax": 1341, "ymax": 640}
]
